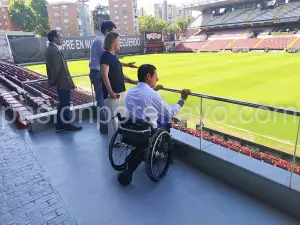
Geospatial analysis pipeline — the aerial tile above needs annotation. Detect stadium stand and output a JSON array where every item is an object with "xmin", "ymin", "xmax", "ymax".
[
  {"xmin": 229, "ymin": 38, "xmax": 261, "ymax": 49},
  {"xmin": 171, "ymin": 0, "xmax": 300, "ymax": 53},
  {"xmin": 0, "ymin": 61, "xmax": 94, "ymax": 127},
  {"xmin": 172, "ymin": 122, "xmax": 300, "ymax": 175},
  {"xmin": 254, "ymin": 36, "xmax": 295, "ymax": 49},
  {"xmin": 200, "ymin": 39, "xmax": 234, "ymax": 51}
]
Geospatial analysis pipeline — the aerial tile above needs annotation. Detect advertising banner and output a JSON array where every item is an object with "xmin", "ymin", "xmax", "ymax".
[{"xmin": 9, "ymin": 35, "xmax": 145, "ymax": 64}]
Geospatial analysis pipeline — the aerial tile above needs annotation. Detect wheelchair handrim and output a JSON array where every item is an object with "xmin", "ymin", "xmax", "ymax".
[
  {"xmin": 109, "ymin": 129, "xmax": 132, "ymax": 171},
  {"xmin": 148, "ymin": 130, "xmax": 172, "ymax": 181}
]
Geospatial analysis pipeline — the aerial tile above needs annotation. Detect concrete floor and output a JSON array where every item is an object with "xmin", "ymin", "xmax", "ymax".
[{"xmin": 19, "ymin": 120, "xmax": 300, "ymax": 225}]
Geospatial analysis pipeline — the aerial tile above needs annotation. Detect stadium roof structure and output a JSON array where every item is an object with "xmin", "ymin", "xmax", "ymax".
[{"xmin": 184, "ymin": 0, "xmax": 259, "ymax": 10}]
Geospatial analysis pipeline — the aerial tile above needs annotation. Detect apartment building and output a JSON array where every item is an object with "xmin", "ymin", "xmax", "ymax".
[
  {"xmin": 154, "ymin": 0, "xmax": 192, "ymax": 24},
  {"xmin": 47, "ymin": 1, "xmax": 93, "ymax": 37},
  {"xmin": 47, "ymin": 2, "xmax": 82, "ymax": 36},
  {"xmin": 154, "ymin": 3, "xmax": 163, "ymax": 19},
  {"xmin": 0, "ymin": 0, "xmax": 20, "ymax": 31},
  {"xmin": 108, "ymin": 0, "xmax": 139, "ymax": 35},
  {"xmin": 138, "ymin": 7, "xmax": 146, "ymax": 16}
]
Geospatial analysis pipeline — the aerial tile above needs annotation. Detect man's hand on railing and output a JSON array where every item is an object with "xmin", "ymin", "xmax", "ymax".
[
  {"xmin": 153, "ymin": 84, "xmax": 164, "ymax": 91},
  {"xmin": 181, "ymin": 89, "xmax": 192, "ymax": 100}
]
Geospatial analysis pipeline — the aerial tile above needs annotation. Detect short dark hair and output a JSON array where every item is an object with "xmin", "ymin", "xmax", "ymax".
[
  {"xmin": 47, "ymin": 30, "xmax": 59, "ymax": 42},
  {"xmin": 138, "ymin": 64, "xmax": 157, "ymax": 82},
  {"xmin": 101, "ymin": 20, "xmax": 117, "ymax": 35}
]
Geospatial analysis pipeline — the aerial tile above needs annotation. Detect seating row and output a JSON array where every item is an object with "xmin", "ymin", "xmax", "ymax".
[
  {"xmin": 171, "ymin": 36, "xmax": 298, "ymax": 52},
  {"xmin": 172, "ymin": 123, "xmax": 300, "ymax": 174},
  {"xmin": 0, "ymin": 62, "xmax": 94, "ymax": 107},
  {"xmin": 0, "ymin": 90, "xmax": 31, "ymax": 128}
]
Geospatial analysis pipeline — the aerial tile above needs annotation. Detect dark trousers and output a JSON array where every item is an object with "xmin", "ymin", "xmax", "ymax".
[
  {"xmin": 89, "ymin": 70, "xmax": 108, "ymax": 133},
  {"xmin": 57, "ymin": 89, "xmax": 71, "ymax": 129}
]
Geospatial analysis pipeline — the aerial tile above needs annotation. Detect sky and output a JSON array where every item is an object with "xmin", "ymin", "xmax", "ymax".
[{"xmin": 48, "ymin": 0, "xmax": 187, "ymax": 15}]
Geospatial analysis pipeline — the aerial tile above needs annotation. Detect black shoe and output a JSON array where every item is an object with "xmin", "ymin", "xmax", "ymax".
[{"xmin": 56, "ymin": 124, "xmax": 82, "ymax": 133}]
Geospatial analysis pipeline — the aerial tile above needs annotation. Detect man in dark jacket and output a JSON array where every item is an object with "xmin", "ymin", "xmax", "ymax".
[{"xmin": 45, "ymin": 30, "xmax": 82, "ymax": 132}]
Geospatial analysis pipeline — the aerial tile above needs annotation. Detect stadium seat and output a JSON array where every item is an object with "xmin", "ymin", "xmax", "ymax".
[
  {"xmin": 230, "ymin": 38, "xmax": 262, "ymax": 49},
  {"xmin": 254, "ymin": 37, "xmax": 294, "ymax": 49},
  {"xmin": 200, "ymin": 39, "xmax": 234, "ymax": 52}
]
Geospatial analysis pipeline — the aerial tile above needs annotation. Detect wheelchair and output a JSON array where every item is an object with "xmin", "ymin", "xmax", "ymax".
[{"xmin": 108, "ymin": 113, "xmax": 173, "ymax": 186}]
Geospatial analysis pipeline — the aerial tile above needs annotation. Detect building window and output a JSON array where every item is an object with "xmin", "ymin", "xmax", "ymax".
[
  {"xmin": 3, "ymin": 15, "xmax": 6, "ymax": 19},
  {"xmin": 114, "ymin": 10, "xmax": 118, "ymax": 13},
  {"xmin": 115, "ymin": 21, "xmax": 120, "ymax": 25},
  {"xmin": 53, "ymin": 6, "xmax": 58, "ymax": 10},
  {"xmin": 124, "ymin": 15, "xmax": 127, "ymax": 18},
  {"xmin": 64, "ymin": 19, "xmax": 69, "ymax": 23},
  {"xmin": 124, "ymin": 21, "xmax": 127, "ymax": 24},
  {"xmin": 56, "ymin": 27, "xmax": 61, "ymax": 30},
  {"xmin": 54, "ymin": 13, "xmax": 59, "ymax": 17},
  {"xmin": 61, "ymin": 5, "xmax": 67, "ymax": 9},
  {"xmin": 2, "ymin": 8, "xmax": 5, "ymax": 12},
  {"xmin": 122, "ymin": 4, "xmax": 126, "ymax": 7},
  {"xmin": 115, "ymin": 16, "xmax": 119, "ymax": 19},
  {"xmin": 114, "ymin": 4, "xmax": 118, "ymax": 7},
  {"xmin": 122, "ymin": 9, "xmax": 127, "ymax": 14},
  {"xmin": 62, "ymin": 12, "xmax": 68, "ymax": 16},
  {"xmin": 65, "ymin": 26, "xmax": 70, "ymax": 31}
]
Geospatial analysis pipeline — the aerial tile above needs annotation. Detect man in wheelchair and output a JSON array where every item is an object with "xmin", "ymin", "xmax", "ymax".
[
  {"xmin": 109, "ymin": 64, "xmax": 191, "ymax": 185},
  {"xmin": 125, "ymin": 64, "xmax": 191, "ymax": 130}
]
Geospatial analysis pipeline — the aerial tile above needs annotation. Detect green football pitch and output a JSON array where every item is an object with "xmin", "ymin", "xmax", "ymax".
[{"xmin": 26, "ymin": 52, "xmax": 300, "ymax": 156}]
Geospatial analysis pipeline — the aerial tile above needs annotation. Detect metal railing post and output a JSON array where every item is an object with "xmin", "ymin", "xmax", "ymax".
[
  {"xmin": 90, "ymin": 82, "xmax": 95, "ymax": 107},
  {"xmin": 200, "ymin": 97, "xmax": 203, "ymax": 150},
  {"xmin": 289, "ymin": 119, "xmax": 300, "ymax": 188}
]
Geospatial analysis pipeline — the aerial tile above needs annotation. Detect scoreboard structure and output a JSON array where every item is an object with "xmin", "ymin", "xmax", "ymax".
[{"xmin": 144, "ymin": 32, "xmax": 165, "ymax": 53}]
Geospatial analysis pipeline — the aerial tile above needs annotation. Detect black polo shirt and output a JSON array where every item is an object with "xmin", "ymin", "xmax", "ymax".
[{"xmin": 100, "ymin": 51, "xmax": 126, "ymax": 99}]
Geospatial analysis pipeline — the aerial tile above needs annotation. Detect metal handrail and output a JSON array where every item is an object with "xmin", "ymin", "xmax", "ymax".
[
  {"xmin": 124, "ymin": 81, "xmax": 300, "ymax": 117},
  {"xmin": 161, "ymin": 87, "xmax": 300, "ymax": 116},
  {"xmin": 22, "ymin": 74, "xmax": 90, "ymax": 85},
  {"xmin": 21, "ymin": 75, "xmax": 300, "ymax": 117}
]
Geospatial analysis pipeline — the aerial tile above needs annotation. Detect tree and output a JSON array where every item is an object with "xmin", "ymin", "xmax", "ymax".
[
  {"xmin": 92, "ymin": 4, "xmax": 110, "ymax": 32},
  {"xmin": 9, "ymin": 0, "xmax": 36, "ymax": 32},
  {"xmin": 167, "ymin": 23, "xmax": 180, "ymax": 36},
  {"xmin": 155, "ymin": 19, "xmax": 169, "ymax": 33},
  {"xmin": 138, "ymin": 15, "xmax": 168, "ymax": 34},
  {"xmin": 9, "ymin": 0, "xmax": 48, "ymax": 36},
  {"xmin": 176, "ymin": 16, "xmax": 192, "ymax": 38},
  {"xmin": 29, "ymin": 0, "xmax": 49, "ymax": 36}
]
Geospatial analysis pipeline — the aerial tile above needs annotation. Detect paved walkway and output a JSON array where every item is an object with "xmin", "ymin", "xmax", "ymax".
[
  {"xmin": 0, "ymin": 110, "xmax": 77, "ymax": 225},
  {"xmin": 1, "ymin": 110, "xmax": 300, "ymax": 225}
]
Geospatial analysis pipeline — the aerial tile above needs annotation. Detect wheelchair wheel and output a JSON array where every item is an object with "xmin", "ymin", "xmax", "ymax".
[
  {"xmin": 118, "ymin": 172, "xmax": 132, "ymax": 186},
  {"xmin": 146, "ymin": 129, "xmax": 172, "ymax": 182},
  {"xmin": 109, "ymin": 129, "xmax": 133, "ymax": 171}
]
